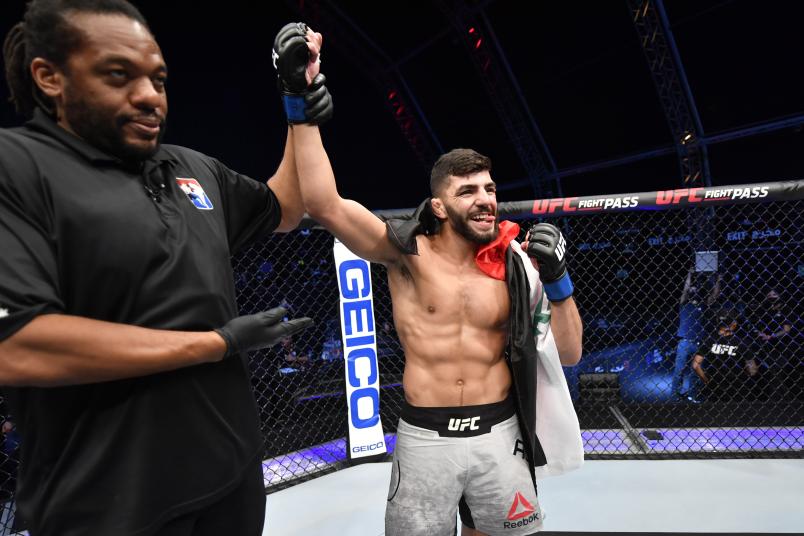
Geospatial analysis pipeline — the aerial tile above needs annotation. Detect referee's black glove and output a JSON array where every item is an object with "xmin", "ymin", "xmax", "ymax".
[{"xmin": 215, "ymin": 307, "xmax": 313, "ymax": 359}]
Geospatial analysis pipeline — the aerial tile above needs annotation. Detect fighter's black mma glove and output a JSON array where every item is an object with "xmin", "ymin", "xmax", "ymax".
[
  {"xmin": 215, "ymin": 307, "xmax": 313, "ymax": 359},
  {"xmin": 303, "ymin": 73, "xmax": 333, "ymax": 124},
  {"xmin": 272, "ymin": 22, "xmax": 333, "ymax": 125},
  {"xmin": 525, "ymin": 223, "xmax": 575, "ymax": 302}
]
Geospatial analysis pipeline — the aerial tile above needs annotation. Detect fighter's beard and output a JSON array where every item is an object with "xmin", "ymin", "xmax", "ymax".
[{"xmin": 445, "ymin": 204, "xmax": 499, "ymax": 245}]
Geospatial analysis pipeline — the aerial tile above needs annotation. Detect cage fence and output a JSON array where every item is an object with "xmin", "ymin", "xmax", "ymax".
[{"xmin": 1, "ymin": 182, "xmax": 801, "ymax": 532}]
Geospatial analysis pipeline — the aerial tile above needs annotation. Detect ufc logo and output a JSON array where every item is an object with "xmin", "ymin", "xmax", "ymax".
[
  {"xmin": 711, "ymin": 343, "xmax": 737, "ymax": 356},
  {"xmin": 555, "ymin": 233, "xmax": 566, "ymax": 262},
  {"xmin": 448, "ymin": 417, "xmax": 480, "ymax": 431}
]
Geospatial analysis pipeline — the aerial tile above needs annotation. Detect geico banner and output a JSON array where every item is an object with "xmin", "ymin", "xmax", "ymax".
[{"xmin": 333, "ymin": 239, "xmax": 387, "ymax": 460}]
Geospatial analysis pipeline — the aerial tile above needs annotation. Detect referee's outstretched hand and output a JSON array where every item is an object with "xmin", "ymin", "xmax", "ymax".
[{"xmin": 215, "ymin": 307, "xmax": 313, "ymax": 359}]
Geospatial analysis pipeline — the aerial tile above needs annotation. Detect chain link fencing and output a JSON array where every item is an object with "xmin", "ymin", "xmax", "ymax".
[
  {"xmin": 236, "ymin": 180, "xmax": 802, "ymax": 493},
  {"xmin": 1, "ymin": 181, "xmax": 801, "ymax": 531},
  {"xmin": 548, "ymin": 196, "xmax": 802, "ymax": 458}
]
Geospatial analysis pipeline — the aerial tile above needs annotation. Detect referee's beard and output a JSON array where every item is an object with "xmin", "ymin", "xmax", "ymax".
[{"xmin": 62, "ymin": 94, "xmax": 167, "ymax": 164}]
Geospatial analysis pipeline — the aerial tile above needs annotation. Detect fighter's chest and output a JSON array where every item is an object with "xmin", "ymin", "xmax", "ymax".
[{"xmin": 404, "ymin": 259, "xmax": 510, "ymax": 327}]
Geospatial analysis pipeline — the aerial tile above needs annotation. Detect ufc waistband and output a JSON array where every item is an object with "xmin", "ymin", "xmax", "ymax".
[{"xmin": 400, "ymin": 392, "xmax": 516, "ymax": 437}]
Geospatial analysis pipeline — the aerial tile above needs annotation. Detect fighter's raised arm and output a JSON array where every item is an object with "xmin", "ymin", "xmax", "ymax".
[
  {"xmin": 293, "ymin": 125, "xmax": 402, "ymax": 264},
  {"xmin": 272, "ymin": 23, "xmax": 583, "ymax": 536},
  {"xmin": 272, "ymin": 23, "xmax": 401, "ymax": 265}
]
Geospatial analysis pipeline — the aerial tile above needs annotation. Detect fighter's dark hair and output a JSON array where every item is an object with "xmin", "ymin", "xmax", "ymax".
[
  {"xmin": 430, "ymin": 148, "xmax": 492, "ymax": 196},
  {"xmin": 2, "ymin": 0, "xmax": 149, "ymax": 118}
]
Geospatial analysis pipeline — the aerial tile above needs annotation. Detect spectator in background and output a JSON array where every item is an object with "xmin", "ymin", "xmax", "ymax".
[
  {"xmin": 752, "ymin": 289, "xmax": 796, "ymax": 400},
  {"xmin": 691, "ymin": 309, "xmax": 758, "ymax": 402},
  {"xmin": 0, "ymin": 417, "xmax": 20, "ymax": 533},
  {"xmin": 672, "ymin": 266, "xmax": 722, "ymax": 402},
  {"xmin": 0, "ymin": 419, "xmax": 20, "ymax": 459},
  {"xmin": 279, "ymin": 295, "xmax": 295, "ymax": 315},
  {"xmin": 317, "ymin": 320, "xmax": 343, "ymax": 364},
  {"xmin": 280, "ymin": 335, "xmax": 310, "ymax": 369},
  {"xmin": 320, "ymin": 337, "xmax": 343, "ymax": 362}
]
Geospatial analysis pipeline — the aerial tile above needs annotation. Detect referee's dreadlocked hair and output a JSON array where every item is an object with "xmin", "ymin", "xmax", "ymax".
[{"xmin": 2, "ymin": 0, "xmax": 149, "ymax": 118}]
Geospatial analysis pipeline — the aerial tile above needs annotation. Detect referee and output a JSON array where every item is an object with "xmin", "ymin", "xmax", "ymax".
[{"xmin": 0, "ymin": 1, "xmax": 329, "ymax": 534}]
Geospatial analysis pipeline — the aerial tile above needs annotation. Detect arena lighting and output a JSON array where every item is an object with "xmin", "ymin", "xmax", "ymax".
[
  {"xmin": 581, "ymin": 428, "xmax": 803, "ymax": 454},
  {"xmin": 467, "ymin": 26, "xmax": 482, "ymax": 49},
  {"xmin": 261, "ymin": 433, "xmax": 398, "ymax": 486},
  {"xmin": 260, "ymin": 426, "xmax": 804, "ymax": 482},
  {"xmin": 681, "ymin": 132, "xmax": 694, "ymax": 143}
]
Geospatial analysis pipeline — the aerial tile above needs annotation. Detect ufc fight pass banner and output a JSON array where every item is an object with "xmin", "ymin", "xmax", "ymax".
[
  {"xmin": 333, "ymin": 239, "xmax": 387, "ymax": 461},
  {"xmin": 499, "ymin": 180, "xmax": 804, "ymax": 217}
]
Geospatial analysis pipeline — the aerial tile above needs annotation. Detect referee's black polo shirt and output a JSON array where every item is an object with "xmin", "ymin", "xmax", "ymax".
[{"xmin": 0, "ymin": 109, "xmax": 281, "ymax": 535}]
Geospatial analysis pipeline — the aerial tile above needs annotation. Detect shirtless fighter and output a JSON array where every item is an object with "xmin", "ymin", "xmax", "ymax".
[{"xmin": 273, "ymin": 23, "xmax": 583, "ymax": 536}]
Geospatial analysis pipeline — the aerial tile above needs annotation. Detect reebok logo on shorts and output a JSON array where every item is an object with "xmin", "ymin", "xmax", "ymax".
[
  {"xmin": 503, "ymin": 491, "xmax": 540, "ymax": 529},
  {"xmin": 507, "ymin": 491, "xmax": 534, "ymax": 521}
]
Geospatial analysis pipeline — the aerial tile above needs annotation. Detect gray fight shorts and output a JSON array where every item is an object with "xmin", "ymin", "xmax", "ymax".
[{"xmin": 386, "ymin": 393, "xmax": 544, "ymax": 535}]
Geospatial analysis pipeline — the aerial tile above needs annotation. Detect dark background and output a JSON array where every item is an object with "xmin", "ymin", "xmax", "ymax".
[{"xmin": 1, "ymin": 0, "xmax": 802, "ymax": 210}]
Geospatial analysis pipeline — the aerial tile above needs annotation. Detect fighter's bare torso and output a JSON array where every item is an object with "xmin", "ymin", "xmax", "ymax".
[{"xmin": 388, "ymin": 234, "xmax": 512, "ymax": 407}]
